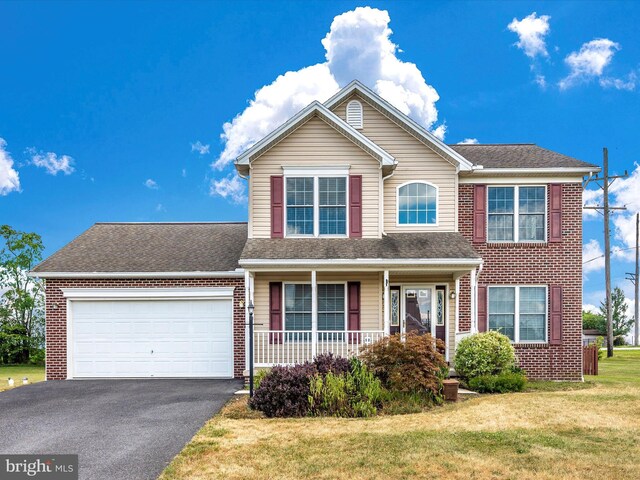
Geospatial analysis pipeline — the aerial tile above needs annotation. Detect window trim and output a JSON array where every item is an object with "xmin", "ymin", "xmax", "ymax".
[
  {"xmin": 487, "ymin": 185, "xmax": 547, "ymax": 243},
  {"xmin": 282, "ymin": 281, "xmax": 348, "ymax": 332},
  {"xmin": 487, "ymin": 285, "xmax": 548, "ymax": 344},
  {"xmin": 283, "ymin": 174, "xmax": 349, "ymax": 238},
  {"xmin": 395, "ymin": 180, "xmax": 439, "ymax": 227}
]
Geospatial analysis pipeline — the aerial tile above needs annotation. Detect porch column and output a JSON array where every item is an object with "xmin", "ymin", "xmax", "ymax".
[
  {"xmin": 311, "ymin": 270, "xmax": 317, "ymax": 358},
  {"xmin": 470, "ymin": 268, "xmax": 477, "ymax": 333},
  {"xmin": 383, "ymin": 270, "xmax": 390, "ymax": 335},
  {"xmin": 244, "ymin": 270, "xmax": 254, "ymax": 374}
]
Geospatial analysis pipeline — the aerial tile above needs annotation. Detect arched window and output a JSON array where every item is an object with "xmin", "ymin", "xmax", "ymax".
[
  {"xmin": 397, "ymin": 182, "xmax": 438, "ymax": 225},
  {"xmin": 346, "ymin": 100, "xmax": 363, "ymax": 129}
]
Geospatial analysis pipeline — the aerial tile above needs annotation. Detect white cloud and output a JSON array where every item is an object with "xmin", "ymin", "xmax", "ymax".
[
  {"xmin": 507, "ymin": 12, "xmax": 551, "ymax": 59},
  {"xmin": 213, "ymin": 6, "xmax": 444, "ymax": 170},
  {"xmin": 0, "ymin": 138, "xmax": 20, "ymax": 195},
  {"xmin": 144, "ymin": 178, "xmax": 159, "ymax": 190},
  {"xmin": 191, "ymin": 141, "xmax": 210, "ymax": 155},
  {"xmin": 559, "ymin": 38, "xmax": 622, "ymax": 89},
  {"xmin": 599, "ymin": 71, "xmax": 637, "ymax": 91},
  {"xmin": 181, "ymin": 168, "xmax": 187, "ymax": 178},
  {"xmin": 582, "ymin": 303, "xmax": 599, "ymax": 314},
  {"xmin": 610, "ymin": 163, "xmax": 640, "ymax": 261},
  {"xmin": 27, "ymin": 148, "xmax": 75, "ymax": 175},
  {"xmin": 210, "ymin": 174, "xmax": 246, "ymax": 204},
  {"xmin": 457, "ymin": 138, "xmax": 479, "ymax": 145},
  {"xmin": 535, "ymin": 74, "xmax": 547, "ymax": 88},
  {"xmin": 155, "ymin": 203, "xmax": 165, "ymax": 212},
  {"xmin": 583, "ymin": 239, "xmax": 605, "ymax": 276},
  {"xmin": 582, "ymin": 187, "xmax": 603, "ymax": 219}
]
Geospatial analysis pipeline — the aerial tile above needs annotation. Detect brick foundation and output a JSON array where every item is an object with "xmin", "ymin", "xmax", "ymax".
[
  {"xmin": 457, "ymin": 183, "xmax": 583, "ymax": 380},
  {"xmin": 44, "ymin": 278, "xmax": 245, "ymax": 380}
]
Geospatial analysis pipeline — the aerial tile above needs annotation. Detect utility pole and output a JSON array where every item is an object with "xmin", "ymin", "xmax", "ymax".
[
  {"xmin": 583, "ymin": 147, "xmax": 628, "ymax": 358},
  {"xmin": 626, "ymin": 213, "xmax": 639, "ymax": 346}
]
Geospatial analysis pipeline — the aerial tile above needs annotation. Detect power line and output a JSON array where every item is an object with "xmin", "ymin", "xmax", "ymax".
[{"xmin": 583, "ymin": 246, "xmax": 637, "ymax": 264}]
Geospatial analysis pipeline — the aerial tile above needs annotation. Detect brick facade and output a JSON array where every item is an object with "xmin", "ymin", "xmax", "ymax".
[
  {"xmin": 44, "ymin": 278, "xmax": 245, "ymax": 380},
  {"xmin": 458, "ymin": 182, "xmax": 583, "ymax": 380}
]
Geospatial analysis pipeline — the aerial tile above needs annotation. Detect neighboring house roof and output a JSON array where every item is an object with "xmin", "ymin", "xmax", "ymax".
[
  {"xmin": 240, "ymin": 232, "xmax": 481, "ymax": 267},
  {"xmin": 31, "ymin": 222, "xmax": 247, "ymax": 277},
  {"xmin": 235, "ymin": 101, "xmax": 396, "ymax": 177},
  {"xmin": 324, "ymin": 80, "xmax": 474, "ymax": 172},
  {"xmin": 450, "ymin": 144, "xmax": 600, "ymax": 172},
  {"xmin": 583, "ymin": 329, "xmax": 605, "ymax": 336}
]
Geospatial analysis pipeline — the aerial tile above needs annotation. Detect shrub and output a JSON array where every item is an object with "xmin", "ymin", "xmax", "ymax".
[
  {"xmin": 253, "ymin": 368, "xmax": 270, "ymax": 390},
  {"xmin": 467, "ymin": 371, "xmax": 527, "ymax": 393},
  {"xmin": 454, "ymin": 331, "xmax": 516, "ymax": 380},
  {"xmin": 312, "ymin": 353, "xmax": 350, "ymax": 376},
  {"xmin": 308, "ymin": 358, "xmax": 382, "ymax": 417},
  {"xmin": 249, "ymin": 363, "xmax": 317, "ymax": 417},
  {"xmin": 380, "ymin": 390, "xmax": 438, "ymax": 415},
  {"xmin": 361, "ymin": 332, "xmax": 448, "ymax": 398}
]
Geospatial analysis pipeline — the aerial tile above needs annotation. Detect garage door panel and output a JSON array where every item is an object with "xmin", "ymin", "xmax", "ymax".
[{"xmin": 71, "ymin": 298, "xmax": 233, "ymax": 378}]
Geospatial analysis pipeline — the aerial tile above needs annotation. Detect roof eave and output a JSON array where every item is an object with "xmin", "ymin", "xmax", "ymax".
[{"xmin": 28, "ymin": 270, "xmax": 245, "ymax": 279}]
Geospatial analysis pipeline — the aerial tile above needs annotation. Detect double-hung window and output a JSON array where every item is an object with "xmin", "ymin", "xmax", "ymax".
[
  {"xmin": 487, "ymin": 186, "xmax": 546, "ymax": 242},
  {"xmin": 283, "ymin": 283, "xmax": 346, "ymax": 340},
  {"xmin": 286, "ymin": 176, "xmax": 347, "ymax": 236},
  {"xmin": 488, "ymin": 286, "xmax": 547, "ymax": 342}
]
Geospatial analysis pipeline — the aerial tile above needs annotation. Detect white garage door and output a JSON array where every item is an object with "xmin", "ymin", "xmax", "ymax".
[{"xmin": 70, "ymin": 298, "xmax": 233, "ymax": 378}]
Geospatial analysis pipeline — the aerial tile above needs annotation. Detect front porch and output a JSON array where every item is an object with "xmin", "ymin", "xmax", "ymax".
[{"xmin": 244, "ymin": 264, "xmax": 482, "ymax": 369}]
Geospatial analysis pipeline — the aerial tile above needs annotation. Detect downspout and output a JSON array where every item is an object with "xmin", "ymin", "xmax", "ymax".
[{"xmin": 380, "ymin": 162, "xmax": 398, "ymax": 237}]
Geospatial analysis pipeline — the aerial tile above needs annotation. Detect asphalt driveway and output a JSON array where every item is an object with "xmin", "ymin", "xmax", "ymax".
[{"xmin": 0, "ymin": 379, "xmax": 242, "ymax": 480}]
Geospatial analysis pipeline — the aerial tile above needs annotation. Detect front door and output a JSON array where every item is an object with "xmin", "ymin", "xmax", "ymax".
[{"xmin": 403, "ymin": 287, "xmax": 434, "ymax": 336}]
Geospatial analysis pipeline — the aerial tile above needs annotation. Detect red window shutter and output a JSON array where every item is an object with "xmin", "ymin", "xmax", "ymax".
[
  {"xmin": 473, "ymin": 184, "xmax": 486, "ymax": 243},
  {"xmin": 269, "ymin": 282, "xmax": 283, "ymax": 344},
  {"xmin": 549, "ymin": 184, "xmax": 562, "ymax": 243},
  {"xmin": 349, "ymin": 175, "xmax": 362, "ymax": 238},
  {"xmin": 271, "ymin": 176, "xmax": 284, "ymax": 238},
  {"xmin": 347, "ymin": 282, "xmax": 361, "ymax": 343},
  {"xmin": 477, "ymin": 285, "xmax": 488, "ymax": 332},
  {"xmin": 550, "ymin": 285, "xmax": 563, "ymax": 345}
]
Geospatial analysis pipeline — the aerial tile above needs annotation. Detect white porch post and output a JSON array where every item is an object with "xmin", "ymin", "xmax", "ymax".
[
  {"xmin": 311, "ymin": 270, "xmax": 317, "ymax": 358},
  {"xmin": 470, "ymin": 268, "xmax": 477, "ymax": 334},
  {"xmin": 383, "ymin": 270, "xmax": 390, "ymax": 335}
]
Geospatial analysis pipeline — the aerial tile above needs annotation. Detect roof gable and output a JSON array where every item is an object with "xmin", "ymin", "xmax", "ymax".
[
  {"xmin": 324, "ymin": 81, "xmax": 474, "ymax": 172},
  {"xmin": 235, "ymin": 101, "xmax": 395, "ymax": 176}
]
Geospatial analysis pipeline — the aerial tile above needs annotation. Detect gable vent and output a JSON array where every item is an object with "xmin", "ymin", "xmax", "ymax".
[{"xmin": 346, "ymin": 100, "xmax": 363, "ymax": 129}]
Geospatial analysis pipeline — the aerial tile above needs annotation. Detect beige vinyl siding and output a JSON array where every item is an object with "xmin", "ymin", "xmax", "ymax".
[
  {"xmin": 249, "ymin": 115, "xmax": 381, "ymax": 238},
  {"xmin": 253, "ymin": 272, "xmax": 382, "ymax": 332},
  {"xmin": 332, "ymin": 94, "xmax": 457, "ymax": 232}
]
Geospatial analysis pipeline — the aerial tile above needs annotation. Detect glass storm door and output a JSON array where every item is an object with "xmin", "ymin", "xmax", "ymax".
[{"xmin": 403, "ymin": 287, "xmax": 434, "ymax": 335}]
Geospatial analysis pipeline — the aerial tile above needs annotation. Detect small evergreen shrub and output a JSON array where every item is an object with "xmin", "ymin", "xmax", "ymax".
[
  {"xmin": 312, "ymin": 353, "xmax": 350, "ymax": 376},
  {"xmin": 249, "ymin": 363, "xmax": 317, "ymax": 417},
  {"xmin": 308, "ymin": 358, "xmax": 382, "ymax": 417},
  {"xmin": 467, "ymin": 371, "xmax": 527, "ymax": 393},
  {"xmin": 361, "ymin": 332, "xmax": 448, "ymax": 398},
  {"xmin": 454, "ymin": 331, "xmax": 516, "ymax": 380}
]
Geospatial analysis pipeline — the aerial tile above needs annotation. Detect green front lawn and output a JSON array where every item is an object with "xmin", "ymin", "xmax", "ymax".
[
  {"xmin": 160, "ymin": 351, "xmax": 640, "ymax": 480},
  {"xmin": 0, "ymin": 364, "xmax": 45, "ymax": 392}
]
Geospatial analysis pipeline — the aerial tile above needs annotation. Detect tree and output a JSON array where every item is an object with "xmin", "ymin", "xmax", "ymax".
[
  {"xmin": 582, "ymin": 310, "xmax": 606, "ymax": 334},
  {"xmin": 0, "ymin": 225, "xmax": 45, "ymax": 363},
  {"xmin": 599, "ymin": 287, "xmax": 634, "ymax": 343}
]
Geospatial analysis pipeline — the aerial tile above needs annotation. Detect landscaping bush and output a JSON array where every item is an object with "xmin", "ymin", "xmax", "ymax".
[
  {"xmin": 454, "ymin": 331, "xmax": 516, "ymax": 380},
  {"xmin": 361, "ymin": 332, "xmax": 448, "ymax": 398},
  {"xmin": 249, "ymin": 362, "xmax": 317, "ymax": 417},
  {"xmin": 312, "ymin": 352, "xmax": 350, "ymax": 376},
  {"xmin": 308, "ymin": 358, "xmax": 383, "ymax": 417},
  {"xmin": 253, "ymin": 368, "xmax": 270, "ymax": 390},
  {"xmin": 467, "ymin": 371, "xmax": 527, "ymax": 393}
]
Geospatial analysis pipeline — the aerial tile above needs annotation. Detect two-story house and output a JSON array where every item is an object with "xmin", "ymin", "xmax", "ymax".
[{"xmin": 32, "ymin": 81, "xmax": 599, "ymax": 381}]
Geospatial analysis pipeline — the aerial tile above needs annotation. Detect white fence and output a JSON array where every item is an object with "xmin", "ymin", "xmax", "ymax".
[{"xmin": 253, "ymin": 330, "xmax": 385, "ymax": 367}]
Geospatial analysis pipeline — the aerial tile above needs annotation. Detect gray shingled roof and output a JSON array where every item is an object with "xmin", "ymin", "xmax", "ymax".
[
  {"xmin": 32, "ymin": 223, "xmax": 247, "ymax": 273},
  {"xmin": 449, "ymin": 144, "xmax": 599, "ymax": 169},
  {"xmin": 241, "ymin": 233, "xmax": 479, "ymax": 261}
]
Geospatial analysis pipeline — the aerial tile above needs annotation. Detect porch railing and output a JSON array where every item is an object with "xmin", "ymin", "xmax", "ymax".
[{"xmin": 253, "ymin": 330, "xmax": 385, "ymax": 367}]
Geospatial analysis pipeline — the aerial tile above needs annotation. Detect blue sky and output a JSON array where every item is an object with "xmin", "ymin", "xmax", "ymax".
[{"xmin": 1, "ymin": 1, "xmax": 639, "ymax": 310}]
